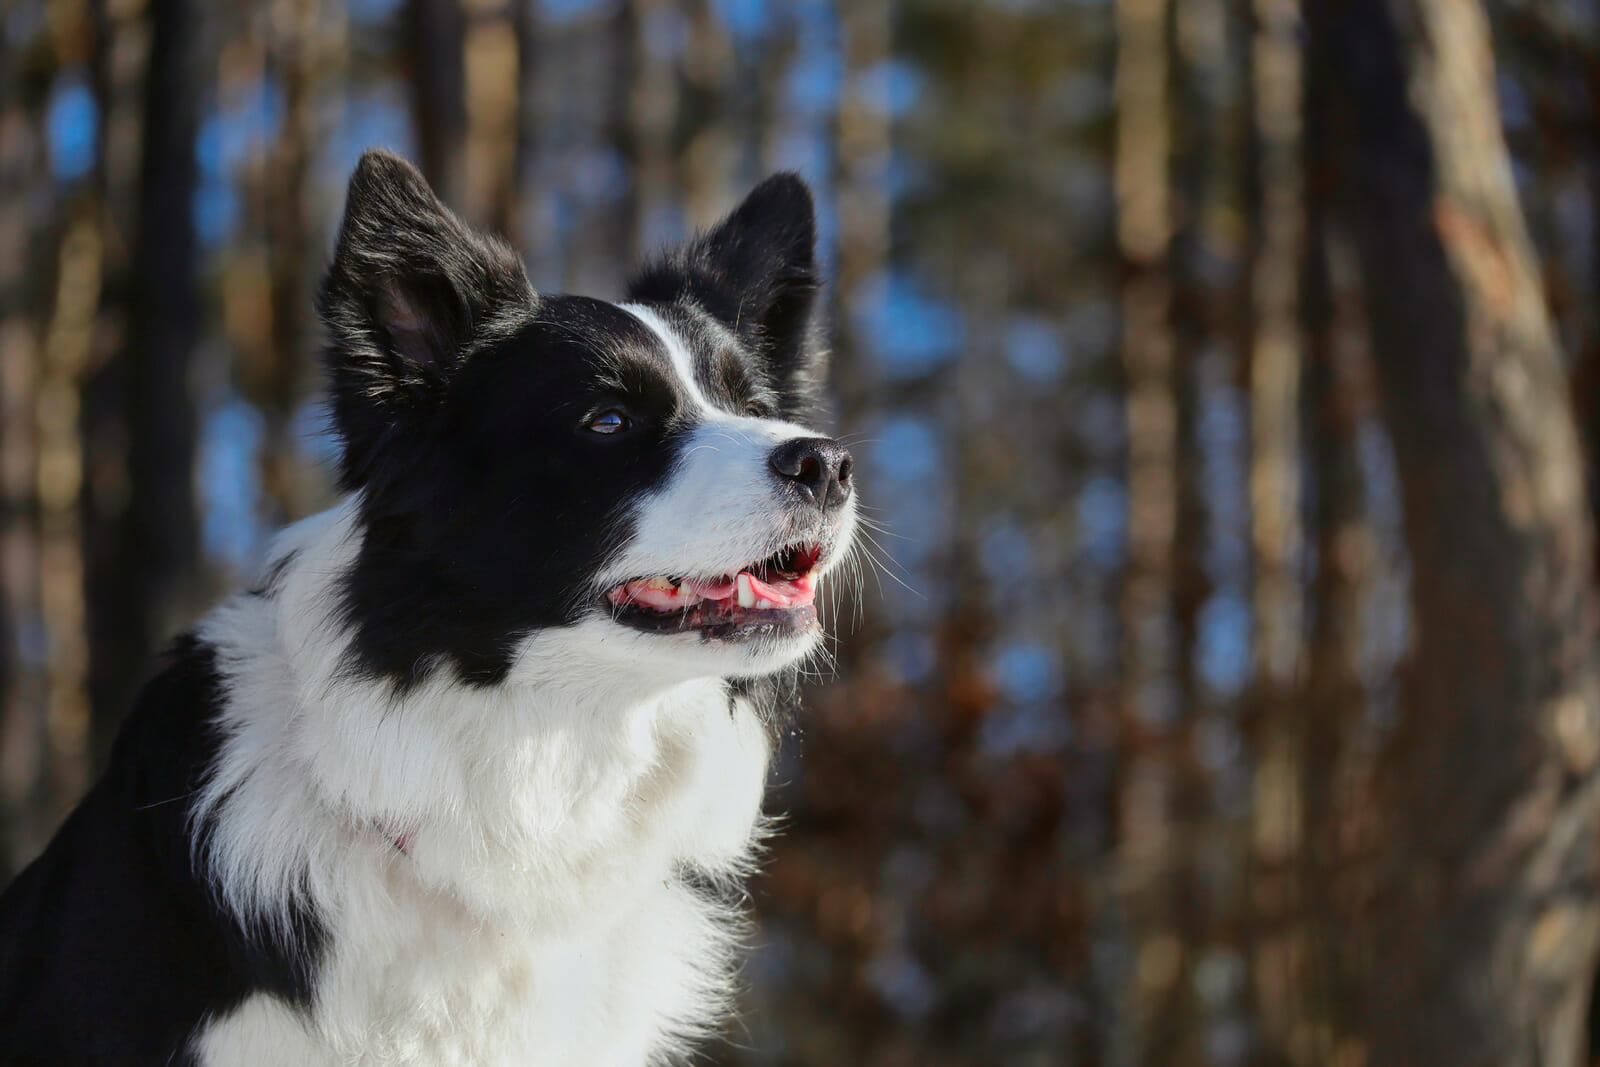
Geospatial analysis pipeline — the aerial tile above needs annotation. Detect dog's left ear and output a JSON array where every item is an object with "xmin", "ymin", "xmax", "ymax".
[
  {"xmin": 319, "ymin": 149, "xmax": 534, "ymax": 489},
  {"xmin": 627, "ymin": 174, "xmax": 824, "ymax": 419}
]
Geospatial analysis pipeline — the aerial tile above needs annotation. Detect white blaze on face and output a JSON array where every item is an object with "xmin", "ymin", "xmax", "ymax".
[
  {"xmin": 605, "ymin": 304, "xmax": 857, "ymax": 600},
  {"xmin": 622, "ymin": 304, "xmax": 713, "ymax": 412}
]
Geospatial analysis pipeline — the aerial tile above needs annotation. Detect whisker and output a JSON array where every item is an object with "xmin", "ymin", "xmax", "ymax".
[{"xmin": 852, "ymin": 529, "xmax": 921, "ymax": 598}]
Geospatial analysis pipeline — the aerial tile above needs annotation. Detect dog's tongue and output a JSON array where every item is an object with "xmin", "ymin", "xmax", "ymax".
[
  {"xmin": 614, "ymin": 570, "xmax": 816, "ymax": 612},
  {"xmin": 685, "ymin": 577, "xmax": 736, "ymax": 600},
  {"xmin": 736, "ymin": 571, "xmax": 815, "ymax": 609}
]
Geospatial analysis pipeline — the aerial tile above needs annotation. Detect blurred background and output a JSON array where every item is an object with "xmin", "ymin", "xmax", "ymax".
[{"xmin": 6, "ymin": 0, "xmax": 1600, "ymax": 1063}]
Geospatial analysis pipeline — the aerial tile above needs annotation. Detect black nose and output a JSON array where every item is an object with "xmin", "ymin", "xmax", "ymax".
[{"xmin": 769, "ymin": 436, "xmax": 853, "ymax": 510}]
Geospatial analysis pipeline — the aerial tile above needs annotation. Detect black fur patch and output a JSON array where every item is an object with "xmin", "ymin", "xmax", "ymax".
[{"xmin": 0, "ymin": 635, "xmax": 326, "ymax": 1063}]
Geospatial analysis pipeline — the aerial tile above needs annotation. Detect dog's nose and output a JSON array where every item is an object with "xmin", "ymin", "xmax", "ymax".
[{"xmin": 769, "ymin": 437, "xmax": 853, "ymax": 510}]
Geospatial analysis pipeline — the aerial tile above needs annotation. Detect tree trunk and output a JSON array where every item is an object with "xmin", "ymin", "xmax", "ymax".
[
  {"xmin": 461, "ymin": 1, "xmax": 518, "ymax": 232},
  {"xmin": 83, "ymin": 0, "xmax": 202, "ymax": 763},
  {"xmin": 1299, "ymin": 54, "xmax": 1379, "ymax": 1053},
  {"xmin": 1244, "ymin": 0, "xmax": 1310, "ymax": 1058},
  {"xmin": 406, "ymin": 0, "xmax": 465, "ymax": 207},
  {"xmin": 1306, "ymin": 0, "xmax": 1600, "ymax": 1062},
  {"xmin": 0, "ymin": 13, "xmax": 62, "ymax": 872},
  {"xmin": 1112, "ymin": 0, "xmax": 1180, "ymax": 1060},
  {"xmin": 258, "ymin": 0, "xmax": 326, "ymax": 525}
]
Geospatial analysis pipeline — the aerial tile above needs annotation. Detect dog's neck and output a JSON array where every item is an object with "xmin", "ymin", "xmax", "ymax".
[{"xmin": 191, "ymin": 499, "xmax": 771, "ymax": 930}]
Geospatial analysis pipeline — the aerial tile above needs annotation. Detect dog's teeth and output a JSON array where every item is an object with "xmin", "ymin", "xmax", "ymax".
[{"xmin": 736, "ymin": 573, "xmax": 756, "ymax": 609}]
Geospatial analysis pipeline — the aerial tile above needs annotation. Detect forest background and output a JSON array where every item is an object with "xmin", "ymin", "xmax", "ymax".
[{"xmin": 4, "ymin": 0, "xmax": 1600, "ymax": 1064}]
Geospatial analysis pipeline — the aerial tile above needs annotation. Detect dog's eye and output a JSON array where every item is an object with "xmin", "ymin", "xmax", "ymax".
[
  {"xmin": 744, "ymin": 401, "xmax": 770, "ymax": 418},
  {"xmin": 585, "ymin": 410, "xmax": 631, "ymax": 435}
]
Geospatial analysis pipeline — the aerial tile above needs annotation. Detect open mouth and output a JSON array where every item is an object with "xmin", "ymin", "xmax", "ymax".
[{"xmin": 605, "ymin": 542, "xmax": 823, "ymax": 640}]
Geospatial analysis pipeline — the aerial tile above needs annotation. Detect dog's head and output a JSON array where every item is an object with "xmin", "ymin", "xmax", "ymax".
[{"xmin": 317, "ymin": 150, "xmax": 857, "ymax": 690}]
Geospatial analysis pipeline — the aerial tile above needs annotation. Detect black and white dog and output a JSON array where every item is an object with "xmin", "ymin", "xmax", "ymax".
[{"xmin": 0, "ymin": 151, "xmax": 857, "ymax": 1064}]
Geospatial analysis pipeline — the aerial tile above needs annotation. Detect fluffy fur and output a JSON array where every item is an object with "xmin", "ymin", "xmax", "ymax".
[{"xmin": 0, "ymin": 150, "xmax": 856, "ymax": 1065}]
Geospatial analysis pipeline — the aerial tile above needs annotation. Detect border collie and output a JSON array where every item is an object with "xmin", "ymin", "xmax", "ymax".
[{"xmin": 0, "ymin": 150, "xmax": 857, "ymax": 1065}]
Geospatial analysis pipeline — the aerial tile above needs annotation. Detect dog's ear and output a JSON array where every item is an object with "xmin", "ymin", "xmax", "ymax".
[
  {"xmin": 318, "ymin": 149, "xmax": 533, "ymax": 489},
  {"xmin": 626, "ymin": 174, "xmax": 824, "ymax": 420}
]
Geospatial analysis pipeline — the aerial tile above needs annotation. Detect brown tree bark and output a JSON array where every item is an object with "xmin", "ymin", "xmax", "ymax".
[{"xmin": 1305, "ymin": 0, "xmax": 1600, "ymax": 1062}]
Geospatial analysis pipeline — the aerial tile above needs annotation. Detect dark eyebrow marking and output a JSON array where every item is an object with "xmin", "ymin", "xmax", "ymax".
[
  {"xmin": 590, "ymin": 351, "xmax": 680, "ymax": 410},
  {"xmin": 526, "ymin": 295, "xmax": 688, "ymax": 417}
]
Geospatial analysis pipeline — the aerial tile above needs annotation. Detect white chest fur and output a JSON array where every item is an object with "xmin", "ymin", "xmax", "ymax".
[
  {"xmin": 187, "ymin": 509, "xmax": 775, "ymax": 1066},
  {"xmin": 192, "ymin": 680, "xmax": 770, "ymax": 1067},
  {"xmin": 194, "ymin": 849, "xmax": 757, "ymax": 1067}
]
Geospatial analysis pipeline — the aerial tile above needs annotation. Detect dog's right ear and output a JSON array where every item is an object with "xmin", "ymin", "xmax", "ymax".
[{"xmin": 318, "ymin": 149, "xmax": 534, "ymax": 490}]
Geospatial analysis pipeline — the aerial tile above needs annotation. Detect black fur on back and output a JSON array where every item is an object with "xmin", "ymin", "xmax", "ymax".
[{"xmin": 0, "ymin": 635, "xmax": 325, "ymax": 1064}]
